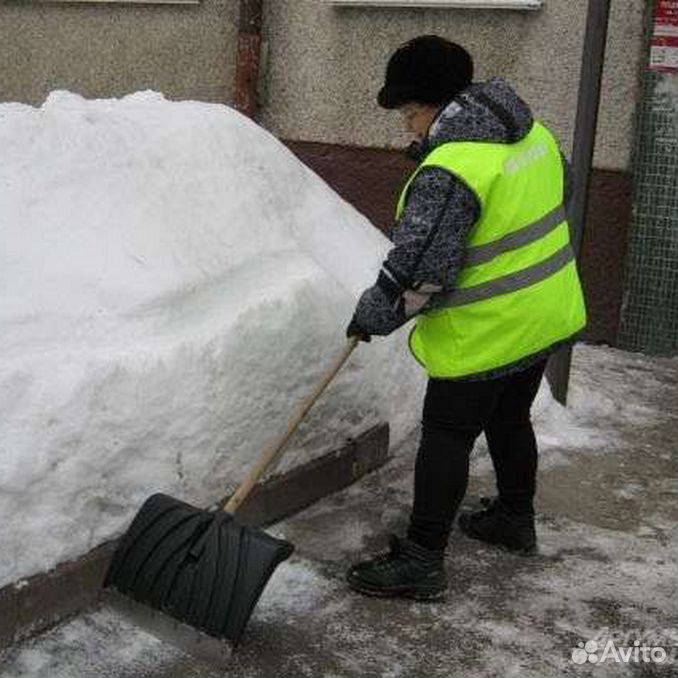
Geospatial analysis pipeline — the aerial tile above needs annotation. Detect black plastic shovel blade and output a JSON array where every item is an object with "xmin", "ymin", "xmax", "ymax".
[{"xmin": 104, "ymin": 493, "xmax": 294, "ymax": 647}]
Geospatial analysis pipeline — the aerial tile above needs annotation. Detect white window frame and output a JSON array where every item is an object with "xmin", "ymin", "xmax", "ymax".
[
  {"xmin": 329, "ymin": 0, "xmax": 543, "ymax": 9},
  {"xmin": 36, "ymin": 0, "xmax": 199, "ymax": 5}
]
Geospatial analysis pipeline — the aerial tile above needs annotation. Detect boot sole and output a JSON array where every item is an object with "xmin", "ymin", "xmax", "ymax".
[
  {"xmin": 458, "ymin": 519, "xmax": 537, "ymax": 556},
  {"xmin": 346, "ymin": 577, "xmax": 446, "ymax": 602}
]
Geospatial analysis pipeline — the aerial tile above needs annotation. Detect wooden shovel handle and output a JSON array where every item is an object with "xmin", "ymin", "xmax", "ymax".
[{"xmin": 223, "ymin": 336, "xmax": 360, "ymax": 514}]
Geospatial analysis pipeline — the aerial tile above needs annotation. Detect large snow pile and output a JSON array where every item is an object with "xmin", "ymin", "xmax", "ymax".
[{"xmin": 0, "ymin": 91, "xmax": 425, "ymax": 587}]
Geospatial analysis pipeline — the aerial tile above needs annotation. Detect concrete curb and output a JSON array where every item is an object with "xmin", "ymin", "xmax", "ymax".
[{"xmin": 0, "ymin": 423, "xmax": 389, "ymax": 650}]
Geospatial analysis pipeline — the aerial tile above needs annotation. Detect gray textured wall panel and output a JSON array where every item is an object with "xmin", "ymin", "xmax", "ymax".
[
  {"xmin": 0, "ymin": 0, "xmax": 237, "ymax": 106},
  {"xmin": 261, "ymin": 0, "xmax": 645, "ymax": 171}
]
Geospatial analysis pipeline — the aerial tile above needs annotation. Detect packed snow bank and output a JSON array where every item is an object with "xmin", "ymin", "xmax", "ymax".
[{"xmin": 0, "ymin": 91, "xmax": 425, "ymax": 587}]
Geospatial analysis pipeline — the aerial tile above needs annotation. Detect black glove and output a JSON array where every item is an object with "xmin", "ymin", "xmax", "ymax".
[{"xmin": 346, "ymin": 317, "xmax": 371, "ymax": 342}]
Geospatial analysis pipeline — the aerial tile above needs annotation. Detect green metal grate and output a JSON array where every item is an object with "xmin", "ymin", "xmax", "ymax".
[{"xmin": 619, "ymin": 59, "xmax": 678, "ymax": 354}]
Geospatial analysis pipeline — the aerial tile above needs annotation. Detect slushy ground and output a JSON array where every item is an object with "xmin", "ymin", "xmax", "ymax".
[{"xmin": 2, "ymin": 344, "xmax": 676, "ymax": 678}]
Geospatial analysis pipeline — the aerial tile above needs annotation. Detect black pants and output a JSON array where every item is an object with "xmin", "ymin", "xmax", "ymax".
[{"xmin": 407, "ymin": 360, "xmax": 547, "ymax": 552}]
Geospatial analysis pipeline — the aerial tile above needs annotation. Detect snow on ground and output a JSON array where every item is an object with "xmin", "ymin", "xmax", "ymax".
[
  {"xmin": 0, "ymin": 91, "xmax": 426, "ymax": 588},
  {"xmin": 0, "ymin": 611, "xmax": 181, "ymax": 678}
]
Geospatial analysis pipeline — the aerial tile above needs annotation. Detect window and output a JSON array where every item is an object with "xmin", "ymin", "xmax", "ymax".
[
  {"xmin": 36, "ymin": 0, "xmax": 199, "ymax": 5},
  {"xmin": 330, "ymin": 0, "xmax": 543, "ymax": 9}
]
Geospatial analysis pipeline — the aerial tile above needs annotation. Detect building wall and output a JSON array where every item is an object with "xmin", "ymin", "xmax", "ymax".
[
  {"xmin": 262, "ymin": 0, "xmax": 646, "ymax": 171},
  {"xmin": 0, "ymin": 1, "xmax": 647, "ymax": 169},
  {"xmin": 0, "ymin": 0, "xmax": 236, "ymax": 106}
]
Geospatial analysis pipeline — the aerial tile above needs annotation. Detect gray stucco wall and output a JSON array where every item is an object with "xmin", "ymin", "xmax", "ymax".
[
  {"xmin": 0, "ymin": 0, "xmax": 236, "ymax": 106},
  {"xmin": 260, "ymin": 0, "xmax": 646, "ymax": 171},
  {"xmin": 0, "ymin": 1, "xmax": 647, "ymax": 169}
]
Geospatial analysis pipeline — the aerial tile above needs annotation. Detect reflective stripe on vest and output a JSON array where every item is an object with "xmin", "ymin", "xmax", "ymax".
[
  {"xmin": 442, "ymin": 242, "xmax": 574, "ymax": 308},
  {"xmin": 464, "ymin": 204, "xmax": 567, "ymax": 267},
  {"xmin": 398, "ymin": 121, "xmax": 587, "ymax": 378}
]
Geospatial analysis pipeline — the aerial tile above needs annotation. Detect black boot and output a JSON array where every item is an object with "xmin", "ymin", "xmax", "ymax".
[
  {"xmin": 346, "ymin": 535, "xmax": 447, "ymax": 601},
  {"xmin": 458, "ymin": 497, "xmax": 536, "ymax": 554}
]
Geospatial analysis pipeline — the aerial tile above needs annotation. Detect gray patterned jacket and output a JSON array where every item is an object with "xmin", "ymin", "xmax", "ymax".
[{"xmin": 349, "ymin": 78, "xmax": 570, "ymax": 376}]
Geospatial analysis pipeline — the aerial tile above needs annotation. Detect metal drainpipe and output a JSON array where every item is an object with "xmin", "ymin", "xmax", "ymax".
[
  {"xmin": 545, "ymin": 0, "xmax": 612, "ymax": 405},
  {"xmin": 235, "ymin": 0, "xmax": 263, "ymax": 118}
]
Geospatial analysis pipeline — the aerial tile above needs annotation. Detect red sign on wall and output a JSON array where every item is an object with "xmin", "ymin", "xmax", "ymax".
[{"xmin": 650, "ymin": 0, "xmax": 678, "ymax": 72}]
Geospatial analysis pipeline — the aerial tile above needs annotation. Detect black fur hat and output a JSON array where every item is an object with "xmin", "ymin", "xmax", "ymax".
[{"xmin": 378, "ymin": 35, "xmax": 473, "ymax": 109}]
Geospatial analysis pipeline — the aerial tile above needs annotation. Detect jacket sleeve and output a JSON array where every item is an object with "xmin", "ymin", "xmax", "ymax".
[{"xmin": 349, "ymin": 167, "xmax": 480, "ymax": 336}]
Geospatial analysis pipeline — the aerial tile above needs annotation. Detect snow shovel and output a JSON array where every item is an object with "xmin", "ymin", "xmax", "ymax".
[{"xmin": 104, "ymin": 337, "xmax": 359, "ymax": 658}]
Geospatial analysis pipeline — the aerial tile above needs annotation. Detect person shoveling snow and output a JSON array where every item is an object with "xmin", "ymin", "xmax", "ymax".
[{"xmin": 345, "ymin": 36, "xmax": 586, "ymax": 600}]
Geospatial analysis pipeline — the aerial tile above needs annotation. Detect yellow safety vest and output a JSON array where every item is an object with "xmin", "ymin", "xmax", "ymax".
[{"xmin": 396, "ymin": 121, "xmax": 587, "ymax": 379}]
